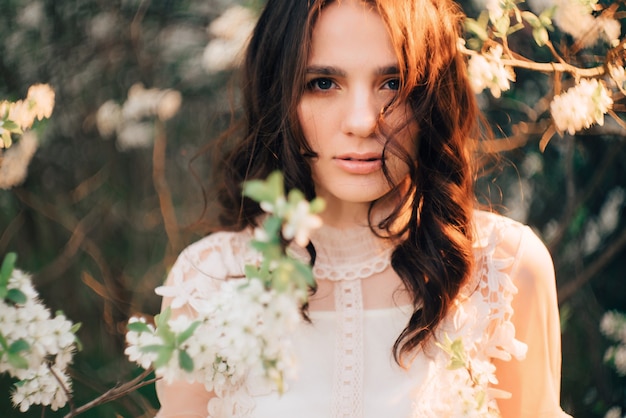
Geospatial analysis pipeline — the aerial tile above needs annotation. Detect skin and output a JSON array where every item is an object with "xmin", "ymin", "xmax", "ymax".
[{"xmin": 297, "ymin": 0, "xmax": 417, "ymax": 229}]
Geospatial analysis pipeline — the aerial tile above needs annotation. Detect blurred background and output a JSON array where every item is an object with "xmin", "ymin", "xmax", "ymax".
[{"xmin": 0, "ymin": 0, "xmax": 625, "ymax": 416}]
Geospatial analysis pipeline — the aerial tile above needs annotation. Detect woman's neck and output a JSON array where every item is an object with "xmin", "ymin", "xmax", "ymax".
[{"xmin": 317, "ymin": 180, "xmax": 412, "ymax": 231}]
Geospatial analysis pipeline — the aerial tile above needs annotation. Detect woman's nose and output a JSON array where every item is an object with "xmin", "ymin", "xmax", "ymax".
[{"xmin": 341, "ymin": 89, "xmax": 379, "ymax": 138}]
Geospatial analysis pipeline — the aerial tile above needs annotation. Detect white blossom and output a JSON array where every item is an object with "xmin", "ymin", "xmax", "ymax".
[
  {"xmin": 116, "ymin": 122, "xmax": 154, "ymax": 151},
  {"xmin": 11, "ymin": 364, "xmax": 71, "ymax": 412},
  {"xmin": 467, "ymin": 45, "xmax": 515, "ymax": 98},
  {"xmin": 202, "ymin": 6, "xmax": 257, "ymax": 73},
  {"xmin": 0, "ymin": 131, "xmax": 38, "ymax": 189},
  {"xmin": 0, "ymin": 83, "xmax": 55, "ymax": 134},
  {"xmin": 282, "ymin": 200, "xmax": 323, "ymax": 247},
  {"xmin": 96, "ymin": 83, "xmax": 182, "ymax": 149},
  {"xmin": 550, "ymin": 78, "xmax": 613, "ymax": 135},
  {"xmin": 551, "ymin": 0, "xmax": 619, "ymax": 47},
  {"xmin": 486, "ymin": 0, "xmax": 505, "ymax": 21},
  {"xmin": 604, "ymin": 406, "xmax": 623, "ymax": 418},
  {"xmin": 0, "ymin": 268, "xmax": 78, "ymax": 413},
  {"xmin": 96, "ymin": 100, "xmax": 123, "ymax": 138},
  {"xmin": 601, "ymin": 311, "xmax": 626, "ymax": 343},
  {"xmin": 127, "ymin": 278, "xmax": 302, "ymax": 395}
]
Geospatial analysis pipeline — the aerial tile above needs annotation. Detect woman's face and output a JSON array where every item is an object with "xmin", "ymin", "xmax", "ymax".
[{"xmin": 298, "ymin": 0, "xmax": 417, "ymax": 219}]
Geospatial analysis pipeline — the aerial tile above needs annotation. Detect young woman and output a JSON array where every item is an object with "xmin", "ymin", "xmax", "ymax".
[{"xmin": 155, "ymin": 0, "xmax": 570, "ymax": 416}]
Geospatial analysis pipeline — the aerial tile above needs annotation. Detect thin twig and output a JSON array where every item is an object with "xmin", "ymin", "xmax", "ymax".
[
  {"xmin": 38, "ymin": 206, "xmax": 103, "ymax": 283},
  {"xmin": 152, "ymin": 120, "xmax": 182, "ymax": 260},
  {"xmin": 548, "ymin": 139, "xmax": 626, "ymax": 252},
  {"xmin": 62, "ymin": 369, "xmax": 159, "ymax": 418},
  {"xmin": 48, "ymin": 364, "xmax": 76, "ymax": 415},
  {"xmin": 558, "ymin": 226, "xmax": 626, "ymax": 304},
  {"xmin": 458, "ymin": 43, "xmax": 605, "ymax": 77},
  {"xmin": 0, "ymin": 211, "xmax": 24, "ymax": 254},
  {"xmin": 607, "ymin": 109, "xmax": 626, "ymax": 131}
]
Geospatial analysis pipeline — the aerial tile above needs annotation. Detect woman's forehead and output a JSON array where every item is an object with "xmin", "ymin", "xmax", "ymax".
[{"xmin": 307, "ymin": 0, "xmax": 397, "ymax": 68}]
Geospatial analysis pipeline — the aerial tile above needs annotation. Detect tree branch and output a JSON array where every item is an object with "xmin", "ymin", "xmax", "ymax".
[
  {"xmin": 62, "ymin": 369, "xmax": 159, "ymax": 418},
  {"xmin": 558, "ymin": 225, "xmax": 626, "ymax": 304}
]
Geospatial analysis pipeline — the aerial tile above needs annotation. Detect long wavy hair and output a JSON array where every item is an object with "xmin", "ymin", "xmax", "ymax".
[{"xmin": 211, "ymin": 0, "xmax": 480, "ymax": 366}]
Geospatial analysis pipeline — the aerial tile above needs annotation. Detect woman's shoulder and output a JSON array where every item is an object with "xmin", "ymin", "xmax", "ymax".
[
  {"xmin": 472, "ymin": 209, "xmax": 554, "ymax": 292},
  {"xmin": 157, "ymin": 228, "xmax": 257, "ymax": 311},
  {"xmin": 170, "ymin": 228, "xmax": 256, "ymax": 281}
]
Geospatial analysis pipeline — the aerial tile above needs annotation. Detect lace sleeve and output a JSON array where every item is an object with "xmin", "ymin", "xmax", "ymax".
[
  {"xmin": 154, "ymin": 230, "xmax": 258, "ymax": 418},
  {"xmin": 493, "ymin": 226, "xmax": 571, "ymax": 418}
]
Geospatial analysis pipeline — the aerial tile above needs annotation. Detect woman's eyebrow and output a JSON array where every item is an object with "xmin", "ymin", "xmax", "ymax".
[
  {"xmin": 377, "ymin": 65, "xmax": 400, "ymax": 76},
  {"xmin": 305, "ymin": 64, "xmax": 400, "ymax": 77},
  {"xmin": 305, "ymin": 65, "xmax": 347, "ymax": 76}
]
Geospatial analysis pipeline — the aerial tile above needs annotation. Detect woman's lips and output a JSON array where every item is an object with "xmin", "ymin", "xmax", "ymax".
[{"xmin": 333, "ymin": 153, "xmax": 382, "ymax": 174}]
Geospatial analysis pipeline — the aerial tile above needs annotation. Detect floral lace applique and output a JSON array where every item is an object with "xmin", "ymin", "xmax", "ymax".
[{"xmin": 411, "ymin": 213, "xmax": 529, "ymax": 417}]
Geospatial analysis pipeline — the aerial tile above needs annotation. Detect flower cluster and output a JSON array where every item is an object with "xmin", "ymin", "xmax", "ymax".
[
  {"xmin": 0, "ymin": 253, "xmax": 79, "ymax": 412},
  {"xmin": 127, "ymin": 279, "xmax": 302, "ymax": 396},
  {"xmin": 0, "ymin": 83, "xmax": 54, "ymax": 148},
  {"xmin": 550, "ymin": 78, "xmax": 613, "ymax": 135},
  {"xmin": 0, "ymin": 83, "xmax": 55, "ymax": 189},
  {"xmin": 435, "ymin": 334, "xmax": 502, "ymax": 417},
  {"xmin": 464, "ymin": 0, "xmax": 624, "ymax": 144},
  {"xmin": 467, "ymin": 44, "xmax": 515, "ymax": 99},
  {"xmin": 0, "ymin": 131, "xmax": 38, "ymax": 190},
  {"xmin": 202, "ymin": 5, "xmax": 257, "ymax": 74},
  {"xmin": 548, "ymin": 0, "xmax": 619, "ymax": 47},
  {"xmin": 125, "ymin": 171, "xmax": 324, "ymax": 397},
  {"xmin": 96, "ymin": 83, "xmax": 182, "ymax": 150},
  {"xmin": 600, "ymin": 310, "xmax": 626, "ymax": 376},
  {"xmin": 605, "ymin": 406, "xmax": 626, "ymax": 418}
]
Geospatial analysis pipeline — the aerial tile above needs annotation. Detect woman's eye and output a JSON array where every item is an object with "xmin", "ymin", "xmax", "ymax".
[
  {"xmin": 307, "ymin": 78, "xmax": 335, "ymax": 91},
  {"xmin": 384, "ymin": 78, "xmax": 400, "ymax": 91}
]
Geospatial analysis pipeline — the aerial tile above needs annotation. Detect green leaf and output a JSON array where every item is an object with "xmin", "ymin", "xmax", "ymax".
[
  {"xmin": 177, "ymin": 321, "xmax": 201, "ymax": 345},
  {"xmin": 266, "ymin": 171, "xmax": 285, "ymax": 201},
  {"xmin": 154, "ymin": 309, "xmax": 176, "ymax": 344},
  {"xmin": 448, "ymin": 358, "xmax": 466, "ymax": 370},
  {"xmin": 272, "ymin": 261, "xmax": 296, "ymax": 292},
  {"xmin": 140, "ymin": 344, "xmax": 167, "ymax": 354},
  {"xmin": 2, "ymin": 131, "xmax": 12, "ymax": 149},
  {"xmin": 539, "ymin": 6, "xmax": 556, "ymax": 23},
  {"xmin": 286, "ymin": 188, "xmax": 304, "ymax": 205},
  {"xmin": 521, "ymin": 11, "xmax": 540, "ymax": 28},
  {"xmin": 153, "ymin": 346, "xmax": 174, "ymax": 369},
  {"xmin": 0, "ymin": 332, "xmax": 8, "ymax": 350},
  {"xmin": 0, "ymin": 253, "xmax": 17, "ymax": 297},
  {"xmin": 6, "ymin": 288, "xmax": 26, "ymax": 305},
  {"xmin": 242, "ymin": 171, "xmax": 285, "ymax": 205},
  {"xmin": 70, "ymin": 322, "xmax": 82, "ymax": 334},
  {"xmin": 507, "ymin": 22, "xmax": 525, "ymax": 36},
  {"xmin": 493, "ymin": 15, "xmax": 511, "ymax": 37},
  {"xmin": 127, "ymin": 321, "xmax": 153, "ymax": 334},
  {"xmin": 532, "ymin": 27, "xmax": 549, "ymax": 47},
  {"xmin": 2, "ymin": 119, "xmax": 22, "ymax": 133},
  {"xmin": 309, "ymin": 197, "xmax": 326, "ymax": 214},
  {"xmin": 244, "ymin": 264, "xmax": 262, "ymax": 280},
  {"xmin": 242, "ymin": 180, "xmax": 272, "ymax": 203},
  {"xmin": 8, "ymin": 339, "xmax": 30, "ymax": 354},
  {"xmin": 263, "ymin": 216, "xmax": 283, "ymax": 240},
  {"xmin": 7, "ymin": 352, "xmax": 28, "ymax": 369},
  {"xmin": 293, "ymin": 259, "xmax": 315, "ymax": 288},
  {"xmin": 178, "ymin": 349, "xmax": 194, "ymax": 372},
  {"xmin": 464, "ymin": 18, "xmax": 488, "ymax": 41}
]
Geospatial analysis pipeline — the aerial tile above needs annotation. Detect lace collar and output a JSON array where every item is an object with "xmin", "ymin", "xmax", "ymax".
[{"xmin": 289, "ymin": 224, "xmax": 395, "ymax": 281}]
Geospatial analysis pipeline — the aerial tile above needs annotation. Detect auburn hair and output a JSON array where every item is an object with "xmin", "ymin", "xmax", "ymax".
[{"xmin": 210, "ymin": 0, "xmax": 480, "ymax": 366}]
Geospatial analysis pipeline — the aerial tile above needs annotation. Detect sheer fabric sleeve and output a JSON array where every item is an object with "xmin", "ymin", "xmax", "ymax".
[
  {"xmin": 494, "ymin": 226, "xmax": 571, "ymax": 418},
  {"xmin": 154, "ymin": 232, "xmax": 253, "ymax": 418}
]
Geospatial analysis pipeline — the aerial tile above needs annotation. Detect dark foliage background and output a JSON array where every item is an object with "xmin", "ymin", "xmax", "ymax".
[{"xmin": 0, "ymin": 0, "xmax": 625, "ymax": 416}]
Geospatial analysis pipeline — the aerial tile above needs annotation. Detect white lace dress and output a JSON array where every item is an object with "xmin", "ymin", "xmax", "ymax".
[{"xmin": 155, "ymin": 210, "xmax": 571, "ymax": 418}]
